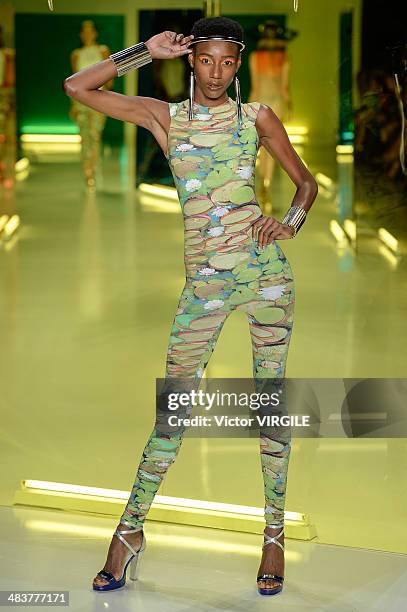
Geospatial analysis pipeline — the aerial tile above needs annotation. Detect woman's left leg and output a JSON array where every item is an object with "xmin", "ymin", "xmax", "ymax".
[
  {"xmin": 244, "ymin": 242, "xmax": 295, "ymax": 591},
  {"xmin": 247, "ymin": 301, "xmax": 294, "ymax": 528}
]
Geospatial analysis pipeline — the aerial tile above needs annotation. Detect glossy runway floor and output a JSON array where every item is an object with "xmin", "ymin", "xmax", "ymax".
[
  {"xmin": 2, "ymin": 150, "xmax": 406, "ymax": 382},
  {"xmin": 1, "ymin": 148, "xmax": 406, "ymax": 610},
  {"xmin": 0, "ymin": 505, "xmax": 406, "ymax": 611}
]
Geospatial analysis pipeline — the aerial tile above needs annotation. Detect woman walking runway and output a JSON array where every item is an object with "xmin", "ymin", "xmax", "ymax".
[{"xmin": 63, "ymin": 15, "xmax": 318, "ymax": 597}]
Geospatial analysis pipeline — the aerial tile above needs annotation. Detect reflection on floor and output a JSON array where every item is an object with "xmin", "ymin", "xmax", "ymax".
[
  {"xmin": 0, "ymin": 149, "xmax": 406, "ymax": 578},
  {"xmin": 0, "ymin": 506, "xmax": 406, "ymax": 611},
  {"xmin": 2, "ymin": 150, "xmax": 406, "ymax": 380}
]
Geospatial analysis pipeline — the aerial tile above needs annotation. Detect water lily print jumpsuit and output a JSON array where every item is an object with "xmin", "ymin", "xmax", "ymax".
[{"xmin": 120, "ymin": 97, "xmax": 295, "ymax": 531}]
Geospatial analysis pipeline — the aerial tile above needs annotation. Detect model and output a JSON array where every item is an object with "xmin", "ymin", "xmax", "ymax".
[
  {"xmin": 248, "ymin": 20, "xmax": 298, "ymax": 210},
  {"xmin": 69, "ymin": 20, "xmax": 114, "ymax": 191},
  {"xmin": 63, "ymin": 16, "xmax": 318, "ymax": 597}
]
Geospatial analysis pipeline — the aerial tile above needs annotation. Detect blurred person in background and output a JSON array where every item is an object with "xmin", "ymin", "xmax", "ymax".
[
  {"xmin": 0, "ymin": 23, "xmax": 15, "ymax": 189},
  {"xmin": 248, "ymin": 20, "xmax": 298, "ymax": 210},
  {"xmin": 69, "ymin": 20, "xmax": 114, "ymax": 191}
]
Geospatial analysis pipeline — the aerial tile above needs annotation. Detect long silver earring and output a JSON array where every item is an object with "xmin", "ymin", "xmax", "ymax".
[
  {"xmin": 234, "ymin": 75, "xmax": 242, "ymax": 126},
  {"xmin": 188, "ymin": 70, "xmax": 194, "ymax": 120}
]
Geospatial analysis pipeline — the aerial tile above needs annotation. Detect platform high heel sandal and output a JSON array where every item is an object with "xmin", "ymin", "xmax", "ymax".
[
  {"xmin": 93, "ymin": 526, "xmax": 146, "ymax": 592},
  {"xmin": 257, "ymin": 525, "xmax": 285, "ymax": 596}
]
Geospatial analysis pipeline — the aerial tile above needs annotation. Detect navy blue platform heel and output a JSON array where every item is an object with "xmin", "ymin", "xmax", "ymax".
[
  {"xmin": 93, "ymin": 526, "xmax": 146, "ymax": 592},
  {"xmin": 257, "ymin": 525, "xmax": 285, "ymax": 596}
]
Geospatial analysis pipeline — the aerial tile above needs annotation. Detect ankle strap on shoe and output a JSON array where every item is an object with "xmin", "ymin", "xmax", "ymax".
[
  {"xmin": 263, "ymin": 526, "xmax": 284, "ymax": 551},
  {"xmin": 114, "ymin": 527, "xmax": 143, "ymax": 557}
]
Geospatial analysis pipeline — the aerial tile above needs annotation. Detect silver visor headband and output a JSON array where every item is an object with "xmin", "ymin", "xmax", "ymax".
[{"xmin": 189, "ymin": 35, "xmax": 246, "ymax": 52}]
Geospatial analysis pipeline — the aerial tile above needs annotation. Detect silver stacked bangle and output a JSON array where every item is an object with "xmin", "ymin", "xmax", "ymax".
[
  {"xmin": 281, "ymin": 205, "xmax": 307, "ymax": 237},
  {"xmin": 109, "ymin": 41, "xmax": 152, "ymax": 76}
]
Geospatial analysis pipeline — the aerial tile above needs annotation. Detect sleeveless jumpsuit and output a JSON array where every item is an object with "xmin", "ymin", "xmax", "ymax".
[{"xmin": 120, "ymin": 97, "xmax": 295, "ymax": 530}]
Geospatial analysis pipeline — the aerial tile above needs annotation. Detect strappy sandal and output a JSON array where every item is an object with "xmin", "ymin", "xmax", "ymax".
[
  {"xmin": 93, "ymin": 526, "xmax": 146, "ymax": 592},
  {"xmin": 257, "ymin": 524, "xmax": 285, "ymax": 596}
]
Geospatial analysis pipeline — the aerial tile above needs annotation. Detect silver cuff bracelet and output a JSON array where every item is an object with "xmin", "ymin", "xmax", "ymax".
[
  {"xmin": 281, "ymin": 205, "xmax": 307, "ymax": 237},
  {"xmin": 109, "ymin": 41, "xmax": 152, "ymax": 77}
]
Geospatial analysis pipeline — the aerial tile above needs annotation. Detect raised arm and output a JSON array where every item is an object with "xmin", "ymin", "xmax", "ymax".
[
  {"xmin": 252, "ymin": 104, "xmax": 318, "ymax": 245},
  {"xmin": 63, "ymin": 31, "xmax": 194, "ymax": 155},
  {"xmin": 69, "ymin": 45, "xmax": 114, "ymax": 92}
]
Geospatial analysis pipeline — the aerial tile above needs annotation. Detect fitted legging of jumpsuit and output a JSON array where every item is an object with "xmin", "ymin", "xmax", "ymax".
[
  {"xmin": 119, "ymin": 248, "xmax": 295, "ymax": 532},
  {"xmin": 119, "ymin": 97, "xmax": 295, "ymax": 531}
]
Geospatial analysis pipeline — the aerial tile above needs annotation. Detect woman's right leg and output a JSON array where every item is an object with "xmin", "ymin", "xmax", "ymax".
[
  {"xmin": 93, "ymin": 279, "xmax": 228, "ymax": 587},
  {"xmin": 246, "ymin": 241, "xmax": 295, "ymax": 593},
  {"xmin": 120, "ymin": 279, "xmax": 229, "ymax": 528}
]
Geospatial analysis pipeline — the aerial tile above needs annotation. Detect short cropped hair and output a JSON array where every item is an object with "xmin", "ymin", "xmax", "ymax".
[{"xmin": 191, "ymin": 16, "xmax": 244, "ymax": 45}]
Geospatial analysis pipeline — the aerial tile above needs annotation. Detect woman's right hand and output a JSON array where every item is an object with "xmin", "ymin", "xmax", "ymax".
[{"xmin": 145, "ymin": 31, "xmax": 194, "ymax": 60}]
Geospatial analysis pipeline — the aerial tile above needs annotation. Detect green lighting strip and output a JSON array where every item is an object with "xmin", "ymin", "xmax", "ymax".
[{"xmin": 21, "ymin": 125, "xmax": 79, "ymax": 135}]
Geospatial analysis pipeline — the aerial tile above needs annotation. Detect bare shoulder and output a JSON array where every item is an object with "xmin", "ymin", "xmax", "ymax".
[
  {"xmin": 255, "ymin": 103, "xmax": 284, "ymax": 137},
  {"xmin": 256, "ymin": 104, "xmax": 288, "ymax": 145}
]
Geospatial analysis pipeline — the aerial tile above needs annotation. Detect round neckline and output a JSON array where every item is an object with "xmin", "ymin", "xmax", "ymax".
[{"xmin": 192, "ymin": 97, "xmax": 233, "ymax": 112}]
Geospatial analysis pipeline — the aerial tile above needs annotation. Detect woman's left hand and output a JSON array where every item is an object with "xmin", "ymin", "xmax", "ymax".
[{"xmin": 251, "ymin": 215, "xmax": 295, "ymax": 247}]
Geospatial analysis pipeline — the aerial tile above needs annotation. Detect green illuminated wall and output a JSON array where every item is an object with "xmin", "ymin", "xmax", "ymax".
[{"xmin": 15, "ymin": 13, "xmax": 124, "ymax": 144}]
